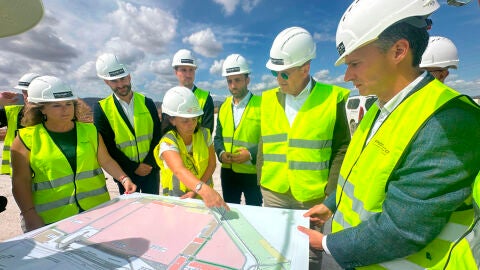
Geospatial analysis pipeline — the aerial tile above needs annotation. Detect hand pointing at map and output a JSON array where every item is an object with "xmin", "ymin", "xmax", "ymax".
[{"xmin": 195, "ymin": 183, "xmax": 230, "ymax": 211}]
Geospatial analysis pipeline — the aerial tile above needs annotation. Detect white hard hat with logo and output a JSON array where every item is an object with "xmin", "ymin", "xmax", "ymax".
[
  {"xmin": 27, "ymin": 76, "xmax": 77, "ymax": 103},
  {"xmin": 266, "ymin": 26, "xmax": 316, "ymax": 72},
  {"xmin": 420, "ymin": 36, "xmax": 459, "ymax": 69},
  {"xmin": 222, "ymin": 54, "xmax": 250, "ymax": 76},
  {"xmin": 172, "ymin": 49, "xmax": 197, "ymax": 68},
  {"xmin": 335, "ymin": 0, "xmax": 440, "ymax": 66},
  {"xmin": 162, "ymin": 86, "xmax": 203, "ymax": 118},
  {"xmin": 14, "ymin": 73, "xmax": 41, "ymax": 90},
  {"xmin": 96, "ymin": 53, "xmax": 130, "ymax": 80}
]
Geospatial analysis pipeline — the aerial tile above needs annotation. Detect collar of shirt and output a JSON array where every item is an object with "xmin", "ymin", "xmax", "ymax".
[
  {"xmin": 367, "ymin": 72, "xmax": 427, "ymax": 143},
  {"xmin": 231, "ymin": 91, "xmax": 251, "ymax": 108},
  {"xmin": 114, "ymin": 92, "xmax": 135, "ymax": 126},
  {"xmin": 285, "ymin": 77, "xmax": 313, "ymax": 126},
  {"xmin": 232, "ymin": 91, "xmax": 252, "ymax": 128}
]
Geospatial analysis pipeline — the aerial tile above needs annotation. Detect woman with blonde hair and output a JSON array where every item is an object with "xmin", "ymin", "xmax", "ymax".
[{"xmin": 11, "ymin": 75, "xmax": 136, "ymax": 232}]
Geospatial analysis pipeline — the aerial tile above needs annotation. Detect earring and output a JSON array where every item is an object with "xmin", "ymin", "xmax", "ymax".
[{"xmin": 42, "ymin": 114, "xmax": 47, "ymax": 122}]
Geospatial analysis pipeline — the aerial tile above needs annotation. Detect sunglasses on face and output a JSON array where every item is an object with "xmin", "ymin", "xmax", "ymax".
[
  {"xmin": 271, "ymin": 70, "xmax": 290, "ymax": 80},
  {"xmin": 270, "ymin": 65, "xmax": 304, "ymax": 80}
]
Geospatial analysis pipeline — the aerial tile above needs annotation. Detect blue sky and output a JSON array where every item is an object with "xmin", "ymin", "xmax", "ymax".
[{"xmin": 1, "ymin": 0, "xmax": 479, "ymax": 102}]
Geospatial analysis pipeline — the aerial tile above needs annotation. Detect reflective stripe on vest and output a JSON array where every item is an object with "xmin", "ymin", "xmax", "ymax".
[
  {"xmin": 333, "ymin": 80, "xmax": 477, "ymax": 269},
  {"xmin": 99, "ymin": 92, "xmax": 153, "ymax": 162},
  {"xmin": 218, "ymin": 95, "xmax": 261, "ymax": 174},
  {"xmin": 194, "ymin": 87, "xmax": 209, "ymax": 125},
  {"xmin": 260, "ymin": 82, "xmax": 349, "ymax": 202},
  {"xmin": 1, "ymin": 105, "xmax": 23, "ymax": 175},
  {"xmin": 19, "ymin": 122, "xmax": 110, "ymax": 224},
  {"xmin": 438, "ymin": 173, "xmax": 480, "ymax": 270},
  {"xmin": 159, "ymin": 127, "xmax": 212, "ymax": 196}
]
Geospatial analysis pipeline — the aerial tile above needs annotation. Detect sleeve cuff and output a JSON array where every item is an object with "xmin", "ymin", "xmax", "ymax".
[{"xmin": 322, "ymin": 235, "xmax": 331, "ymax": 255}]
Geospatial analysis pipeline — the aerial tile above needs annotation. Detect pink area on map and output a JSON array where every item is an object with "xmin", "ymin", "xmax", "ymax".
[
  {"xmin": 56, "ymin": 200, "xmax": 133, "ymax": 233},
  {"xmin": 85, "ymin": 200, "xmax": 216, "ymax": 265},
  {"xmin": 169, "ymin": 256, "xmax": 187, "ymax": 270},
  {"xmin": 188, "ymin": 261, "xmax": 229, "ymax": 270},
  {"xmin": 196, "ymin": 225, "xmax": 245, "ymax": 268}
]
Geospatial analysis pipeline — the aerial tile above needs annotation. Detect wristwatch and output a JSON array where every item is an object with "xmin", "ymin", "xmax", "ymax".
[{"xmin": 195, "ymin": 182, "xmax": 203, "ymax": 193}]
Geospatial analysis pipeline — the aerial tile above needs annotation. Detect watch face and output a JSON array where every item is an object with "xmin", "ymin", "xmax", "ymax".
[{"xmin": 195, "ymin": 182, "xmax": 203, "ymax": 192}]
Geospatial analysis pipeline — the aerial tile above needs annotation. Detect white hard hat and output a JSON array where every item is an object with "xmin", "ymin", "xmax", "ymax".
[
  {"xmin": 420, "ymin": 36, "xmax": 459, "ymax": 69},
  {"xmin": 162, "ymin": 86, "xmax": 203, "ymax": 118},
  {"xmin": 27, "ymin": 76, "xmax": 77, "ymax": 103},
  {"xmin": 335, "ymin": 0, "xmax": 440, "ymax": 66},
  {"xmin": 0, "ymin": 0, "xmax": 44, "ymax": 38},
  {"xmin": 266, "ymin": 27, "xmax": 316, "ymax": 71},
  {"xmin": 172, "ymin": 49, "xmax": 197, "ymax": 68},
  {"xmin": 222, "ymin": 54, "xmax": 250, "ymax": 76},
  {"xmin": 96, "ymin": 53, "xmax": 130, "ymax": 80},
  {"xmin": 14, "ymin": 73, "xmax": 41, "ymax": 90}
]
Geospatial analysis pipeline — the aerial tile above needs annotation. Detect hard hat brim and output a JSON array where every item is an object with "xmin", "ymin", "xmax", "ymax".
[
  {"xmin": 28, "ymin": 96, "xmax": 78, "ymax": 103},
  {"xmin": 97, "ymin": 73, "xmax": 130, "ymax": 81}
]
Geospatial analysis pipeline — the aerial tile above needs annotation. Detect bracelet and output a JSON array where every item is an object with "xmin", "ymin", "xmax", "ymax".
[
  {"xmin": 119, "ymin": 175, "xmax": 129, "ymax": 185},
  {"xmin": 20, "ymin": 206, "xmax": 35, "ymax": 215}
]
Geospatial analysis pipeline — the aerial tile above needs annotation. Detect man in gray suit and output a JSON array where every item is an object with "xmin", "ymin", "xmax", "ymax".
[{"xmin": 298, "ymin": 0, "xmax": 480, "ymax": 269}]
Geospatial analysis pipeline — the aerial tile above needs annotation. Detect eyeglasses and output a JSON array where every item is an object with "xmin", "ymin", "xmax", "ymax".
[
  {"xmin": 271, "ymin": 70, "xmax": 290, "ymax": 80},
  {"xmin": 270, "ymin": 65, "xmax": 304, "ymax": 80}
]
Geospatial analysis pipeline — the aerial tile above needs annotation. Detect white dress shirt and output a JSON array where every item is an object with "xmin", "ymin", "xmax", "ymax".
[{"xmin": 285, "ymin": 78, "xmax": 312, "ymax": 126}]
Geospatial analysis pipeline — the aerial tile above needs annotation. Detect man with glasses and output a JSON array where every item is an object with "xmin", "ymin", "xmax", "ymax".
[
  {"xmin": 260, "ymin": 26, "xmax": 350, "ymax": 208},
  {"xmin": 259, "ymin": 26, "xmax": 351, "ymax": 268},
  {"xmin": 420, "ymin": 36, "xmax": 459, "ymax": 83}
]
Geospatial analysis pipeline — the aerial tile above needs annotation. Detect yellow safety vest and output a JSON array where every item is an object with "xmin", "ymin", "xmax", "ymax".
[
  {"xmin": 333, "ymin": 80, "xmax": 477, "ymax": 269},
  {"xmin": 194, "ymin": 87, "xmax": 209, "ymax": 125},
  {"xmin": 218, "ymin": 95, "xmax": 261, "ymax": 174},
  {"xmin": 99, "ymin": 92, "xmax": 153, "ymax": 163},
  {"xmin": 1, "ymin": 105, "xmax": 22, "ymax": 175},
  {"xmin": 436, "ymin": 173, "xmax": 480, "ymax": 270},
  {"xmin": 157, "ymin": 127, "xmax": 212, "ymax": 196},
  {"xmin": 260, "ymin": 82, "xmax": 349, "ymax": 202},
  {"xmin": 19, "ymin": 122, "xmax": 110, "ymax": 224}
]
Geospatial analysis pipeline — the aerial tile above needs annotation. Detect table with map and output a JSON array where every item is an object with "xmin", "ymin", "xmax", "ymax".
[{"xmin": 0, "ymin": 193, "xmax": 309, "ymax": 269}]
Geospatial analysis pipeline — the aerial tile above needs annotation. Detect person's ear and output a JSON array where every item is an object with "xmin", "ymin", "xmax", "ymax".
[{"xmin": 391, "ymin": 39, "xmax": 409, "ymax": 63}]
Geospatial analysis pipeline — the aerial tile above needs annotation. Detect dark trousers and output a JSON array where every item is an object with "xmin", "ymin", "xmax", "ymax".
[
  {"xmin": 115, "ymin": 169, "xmax": 160, "ymax": 195},
  {"xmin": 220, "ymin": 167, "xmax": 262, "ymax": 206}
]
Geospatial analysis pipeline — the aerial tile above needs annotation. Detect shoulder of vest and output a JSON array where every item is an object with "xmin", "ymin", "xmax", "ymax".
[
  {"xmin": 194, "ymin": 87, "xmax": 210, "ymax": 94},
  {"xmin": 133, "ymin": 91, "xmax": 146, "ymax": 99}
]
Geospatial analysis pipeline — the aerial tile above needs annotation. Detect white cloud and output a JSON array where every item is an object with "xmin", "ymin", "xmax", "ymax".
[
  {"xmin": 213, "ymin": 0, "xmax": 240, "ymax": 15},
  {"xmin": 313, "ymin": 32, "xmax": 335, "ymax": 42},
  {"xmin": 209, "ymin": 59, "xmax": 224, "ymax": 75},
  {"xmin": 241, "ymin": 0, "xmax": 261, "ymax": 13},
  {"xmin": 213, "ymin": 0, "xmax": 261, "ymax": 15},
  {"xmin": 108, "ymin": 1, "xmax": 177, "ymax": 54},
  {"xmin": 182, "ymin": 28, "xmax": 223, "ymax": 58}
]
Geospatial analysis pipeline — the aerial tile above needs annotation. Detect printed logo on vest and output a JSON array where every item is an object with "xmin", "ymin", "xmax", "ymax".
[{"xmin": 373, "ymin": 139, "xmax": 390, "ymax": 155}]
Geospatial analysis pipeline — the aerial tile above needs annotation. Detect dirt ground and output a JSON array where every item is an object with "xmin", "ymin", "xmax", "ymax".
[{"xmin": 0, "ymin": 141, "xmax": 224, "ymax": 241}]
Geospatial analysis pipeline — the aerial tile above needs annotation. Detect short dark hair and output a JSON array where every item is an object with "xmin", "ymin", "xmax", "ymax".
[{"xmin": 374, "ymin": 21, "xmax": 429, "ymax": 67}]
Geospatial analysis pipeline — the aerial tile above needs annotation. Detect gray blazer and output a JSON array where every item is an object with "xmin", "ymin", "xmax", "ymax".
[{"xmin": 324, "ymin": 75, "xmax": 480, "ymax": 269}]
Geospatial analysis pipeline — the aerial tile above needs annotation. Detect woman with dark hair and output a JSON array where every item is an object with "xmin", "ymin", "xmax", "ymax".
[
  {"xmin": 11, "ymin": 75, "xmax": 136, "ymax": 232},
  {"xmin": 156, "ymin": 86, "xmax": 228, "ymax": 211}
]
